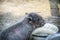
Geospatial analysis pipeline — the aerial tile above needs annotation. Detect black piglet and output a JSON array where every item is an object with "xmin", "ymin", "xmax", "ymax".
[{"xmin": 0, "ymin": 13, "xmax": 45, "ymax": 40}]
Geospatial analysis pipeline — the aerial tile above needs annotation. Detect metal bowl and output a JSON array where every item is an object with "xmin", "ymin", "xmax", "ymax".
[
  {"xmin": 32, "ymin": 33, "xmax": 48, "ymax": 40},
  {"xmin": 45, "ymin": 33, "xmax": 60, "ymax": 40}
]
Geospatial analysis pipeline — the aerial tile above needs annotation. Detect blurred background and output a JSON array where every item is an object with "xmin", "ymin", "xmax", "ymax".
[{"xmin": 0, "ymin": 0, "xmax": 60, "ymax": 32}]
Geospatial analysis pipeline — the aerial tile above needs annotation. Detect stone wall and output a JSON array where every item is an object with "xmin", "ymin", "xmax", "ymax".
[
  {"xmin": 58, "ymin": 4, "xmax": 60, "ymax": 14},
  {"xmin": 49, "ymin": 0, "xmax": 59, "ymax": 16}
]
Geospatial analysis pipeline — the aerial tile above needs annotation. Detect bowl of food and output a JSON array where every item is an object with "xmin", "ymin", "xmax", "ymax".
[{"xmin": 32, "ymin": 23, "xmax": 59, "ymax": 40}]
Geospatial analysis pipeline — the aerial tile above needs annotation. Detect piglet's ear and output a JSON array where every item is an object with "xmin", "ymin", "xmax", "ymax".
[
  {"xmin": 27, "ymin": 17, "xmax": 33, "ymax": 24},
  {"xmin": 27, "ymin": 17, "xmax": 32, "ymax": 21}
]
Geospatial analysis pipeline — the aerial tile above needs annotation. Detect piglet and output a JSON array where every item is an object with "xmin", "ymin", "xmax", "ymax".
[{"xmin": 0, "ymin": 13, "xmax": 45, "ymax": 40}]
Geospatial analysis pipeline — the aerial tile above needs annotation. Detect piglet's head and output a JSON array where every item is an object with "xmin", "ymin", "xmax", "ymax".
[{"xmin": 26, "ymin": 12, "xmax": 45, "ymax": 28}]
